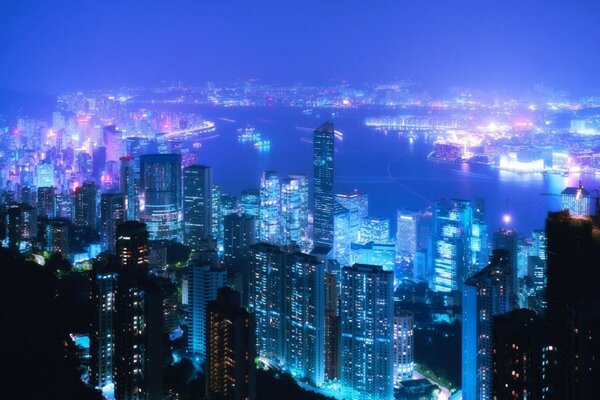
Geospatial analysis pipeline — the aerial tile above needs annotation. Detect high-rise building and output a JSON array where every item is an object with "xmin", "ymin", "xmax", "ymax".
[
  {"xmin": 359, "ymin": 217, "xmax": 390, "ymax": 244},
  {"xmin": 206, "ymin": 287, "xmax": 256, "ymax": 400},
  {"xmin": 258, "ymin": 171, "xmax": 281, "ymax": 244},
  {"xmin": 393, "ymin": 309, "xmax": 414, "ymax": 386},
  {"xmin": 3, "ymin": 203, "xmax": 37, "ymax": 252},
  {"xmin": 140, "ymin": 154, "xmax": 182, "ymax": 242},
  {"xmin": 93, "ymin": 146, "xmax": 107, "ymax": 180},
  {"xmin": 340, "ymin": 264, "xmax": 394, "ymax": 400},
  {"xmin": 462, "ymin": 250, "xmax": 513, "ymax": 400},
  {"xmin": 396, "ymin": 209, "xmax": 420, "ymax": 259},
  {"xmin": 183, "ymin": 165, "xmax": 212, "ymax": 248},
  {"xmin": 240, "ymin": 189, "xmax": 260, "ymax": 218},
  {"xmin": 284, "ymin": 252, "xmax": 325, "ymax": 386},
  {"xmin": 560, "ymin": 183, "xmax": 591, "ymax": 216},
  {"xmin": 119, "ymin": 156, "xmax": 136, "ymax": 221},
  {"xmin": 333, "ymin": 203, "xmax": 351, "ymax": 265},
  {"xmin": 223, "ymin": 213, "xmax": 256, "ymax": 304},
  {"xmin": 324, "ymin": 270, "xmax": 340, "ymax": 381},
  {"xmin": 100, "ymin": 192, "xmax": 125, "ymax": 253},
  {"xmin": 492, "ymin": 227, "xmax": 519, "ymax": 307},
  {"xmin": 40, "ymin": 217, "xmax": 70, "ymax": 254},
  {"xmin": 350, "ymin": 241, "xmax": 395, "ymax": 277},
  {"xmin": 492, "ymin": 309, "xmax": 545, "ymax": 400},
  {"xmin": 186, "ymin": 261, "xmax": 226, "ymax": 361},
  {"xmin": 116, "ymin": 221, "xmax": 149, "ymax": 271},
  {"xmin": 281, "ymin": 174, "xmax": 309, "ymax": 249},
  {"xmin": 36, "ymin": 160, "xmax": 54, "ymax": 188},
  {"xmin": 74, "ymin": 181, "xmax": 97, "ymax": 229},
  {"xmin": 37, "ymin": 186, "xmax": 56, "ymax": 218},
  {"xmin": 313, "ymin": 122, "xmax": 335, "ymax": 248},
  {"xmin": 336, "ymin": 192, "xmax": 368, "ymax": 244},
  {"xmin": 211, "ymin": 185, "xmax": 221, "ymax": 242}
]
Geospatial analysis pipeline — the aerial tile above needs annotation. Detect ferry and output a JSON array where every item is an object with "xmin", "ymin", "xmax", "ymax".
[{"xmin": 237, "ymin": 126, "xmax": 261, "ymax": 143}]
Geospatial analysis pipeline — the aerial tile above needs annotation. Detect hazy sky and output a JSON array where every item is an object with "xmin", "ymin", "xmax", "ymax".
[{"xmin": 1, "ymin": 0, "xmax": 600, "ymax": 93}]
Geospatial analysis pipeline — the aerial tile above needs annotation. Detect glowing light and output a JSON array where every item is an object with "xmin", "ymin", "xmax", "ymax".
[{"xmin": 503, "ymin": 214, "xmax": 511, "ymax": 225}]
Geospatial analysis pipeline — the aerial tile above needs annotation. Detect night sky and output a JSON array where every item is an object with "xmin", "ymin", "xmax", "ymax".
[{"xmin": 1, "ymin": 0, "xmax": 600, "ymax": 93}]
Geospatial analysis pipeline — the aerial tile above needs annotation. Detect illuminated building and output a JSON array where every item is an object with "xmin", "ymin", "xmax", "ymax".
[
  {"xmin": 119, "ymin": 156, "xmax": 136, "ymax": 221},
  {"xmin": 492, "ymin": 227, "xmax": 519, "ymax": 307},
  {"xmin": 340, "ymin": 264, "xmax": 394, "ymax": 400},
  {"xmin": 223, "ymin": 213, "xmax": 256, "ymax": 269},
  {"xmin": 240, "ymin": 189, "xmax": 260, "ymax": 218},
  {"xmin": 359, "ymin": 217, "xmax": 390, "ymax": 244},
  {"xmin": 396, "ymin": 209, "xmax": 420, "ymax": 259},
  {"xmin": 248, "ymin": 243, "xmax": 286, "ymax": 362},
  {"xmin": 140, "ymin": 154, "xmax": 182, "ymax": 242},
  {"xmin": 544, "ymin": 210, "xmax": 600, "ymax": 399},
  {"xmin": 333, "ymin": 203, "xmax": 351, "ymax": 265},
  {"xmin": 100, "ymin": 192, "xmax": 125, "ymax": 254},
  {"xmin": 350, "ymin": 242, "xmax": 395, "ymax": 274},
  {"xmin": 93, "ymin": 146, "xmax": 107, "ymax": 180},
  {"xmin": 211, "ymin": 185, "xmax": 221, "ymax": 242},
  {"xmin": 220, "ymin": 194, "xmax": 238, "ymax": 217},
  {"xmin": 103, "ymin": 125, "xmax": 124, "ymax": 162},
  {"xmin": 324, "ymin": 270, "xmax": 340, "ymax": 381},
  {"xmin": 3, "ymin": 203, "xmax": 37, "ymax": 252},
  {"xmin": 560, "ymin": 183, "xmax": 591, "ymax": 216},
  {"xmin": 313, "ymin": 122, "xmax": 335, "ymax": 248},
  {"xmin": 281, "ymin": 174, "xmax": 309, "ymax": 249},
  {"xmin": 284, "ymin": 251, "xmax": 325, "ymax": 386},
  {"xmin": 430, "ymin": 199, "xmax": 479, "ymax": 292},
  {"xmin": 40, "ymin": 217, "xmax": 70, "ymax": 254},
  {"xmin": 259, "ymin": 171, "xmax": 281, "ymax": 244},
  {"xmin": 186, "ymin": 261, "xmax": 226, "ymax": 361},
  {"xmin": 90, "ymin": 262, "xmax": 117, "ymax": 389},
  {"xmin": 37, "ymin": 186, "xmax": 56, "ymax": 218},
  {"xmin": 74, "ymin": 181, "xmax": 97, "ymax": 229},
  {"xmin": 492, "ymin": 309, "xmax": 545, "ymax": 400},
  {"xmin": 393, "ymin": 310, "xmax": 414, "ymax": 386},
  {"xmin": 206, "ymin": 287, "xmax": 256, "ymax": 400},
  {"xmin": 116, "ymin": 221, "xmax": 149, "ymax": 270},
  {"xmin": 36, "ymin": 160, "xmax": 54, "ymax": 188},
  {"xmin": 183, "ymin": 165, "xmax": 212, "ymax": 249},
  {"xmin": 462, "ymin": 250, "xmax": 512, "ymax": 400},
  {"xmin": 336, "ymin": 192, "xmax": 368, "ymax": 244}
]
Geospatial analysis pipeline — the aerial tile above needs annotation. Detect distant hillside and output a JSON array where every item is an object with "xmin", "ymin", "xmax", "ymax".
[{"xmin": 0, "ymin": 88, "xmax": 56, "ymax": 119}]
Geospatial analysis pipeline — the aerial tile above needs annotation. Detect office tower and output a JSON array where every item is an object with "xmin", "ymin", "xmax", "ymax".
[
  {"xmin": 37, "ymin": 186, "xmax": 56, "ymax": 218},
  {"xmin": 240, "ymin": 189, "xmax": 260, "ymax": 218},
  {"xmin": 148, "ymin": 276, "xmax": 179, "ymax": 336},
  {"xmin": 183, "ymin": 165, "xmax": 212, "ymax": 248},
  {"xmin": 41, "ymin": 218, "xmax": 70, "ymax": 254},
  {"xmin": 336, "ymin": 191, "xmax": 368, "ymax": 244},
  {"xmin": 186, "ymin": 261, "xmax": 226, "ymax": 361},
  {"xmin": 350, "ymin": 242, "xmax": 395, "ymax": 274},
  {"xmin": 74, "ymin": 181, "xmax": 97, "ymax": 229},
  {"xmin": 220, "ymin": 194, "xmax": 238, "ymax": 217},
  {"xmin": 78, "ymin": 152, "xmax": 93, "ymax": 176},
  {"xmin": 103, "ymin": 125, "xmax": 124, "ymax": 162},
  {"xmin": 116, "ymin": 221, "xmax": 149, "ymax": 271},
  {"xmin": 313, "ymin": 122, "xmax": 335, "ymax": 248},
  {"xmin": 430, "ymin": 199, "xmax": 477, "ymax": 292},
  {"xmin": 55, "ymin": 191, "xmax": 73, "ymax": 220},
  {"xmin": 206, "ymin": 288, "xmax": 256, "ymax": 400},
  {"xmin": 36, "ymin": 160, "xmax": 54, "ymax": 188},
  {"xmin": 248, "ymin": 243, "xmax": 286, "ymax": 362},
  {"xmin": 258, "ymin": 171, "xmax": 281, "ymax": 244},
  {"xmin": 19, "ymin": 186, "xmax": 33, "ymax": 206},
  {"xmin": 93, "ymin": 146, "xmax": 107, "ymax": 180},
  {"xmin": 396, "ymin": 209, "xmax": 420, "ymax": 259},
  {"xmin": 100, "ymin": 193, "xmax": 126, "ymax": 253},
  {"xmin": 120, "ymin": 156, "xmax": 136, "ymax": 221},
  {"xmin": 333, "ymin": 203, "xmax": 351, "ymax": 265},
  {"xmin": 90, "ymin": 262, "xmax": 118, "ymax": 390},
  {"xmin": 492, "ymin": 309, "xmax": 545, "ymax": 400},
  {"xmin": 140, "ymin": 154, "xmax": 182, "ymax": 242},
  {"xmin": 471, "ymin": 197, "xmax": 489, "ymax": 270},
  {"xmin": 462, "ymin": 250, "xmax": 512, "ymax": 400},
  {"xmin": 493, "ymin": 227, "xmax": 519, "ymax": 307},
  {"xmin": 281, "ymin": 174, "xmax": 309, "ymax": 249},
  {"xmin": 393, "ymin": 309, "xmax": 414, "ymax": 386},
  {"xmin": 544, "ymin": 210, "xmax": 600, "ymax": 399},
  {"xmin": 284, "ymin": 252, "xmax": 325, "ymax": 386},
  {"xmin": 340, "ymin": 264, "xmax": 394, "ymax": 400},
  {"xmin": 324, "ymin": 270, "xmax": 340, "ymax": 381},
  {"xmin": 3, "ymin": 203, "xmax": 36, "ymax": 251},
  {"xmin": 359, "ymin": 217, "xmax": 390, "ymax": 244},
  {"xmin": 560, "ymin": 183, "xmax": 590, "ymax": 216},
  {"xmin": 223, "ymin": 214, "xmax": 256, "ymax": 268},
  {"xmin": 211, "ymin": 185, "xmax": 221, "ymax": 242}
]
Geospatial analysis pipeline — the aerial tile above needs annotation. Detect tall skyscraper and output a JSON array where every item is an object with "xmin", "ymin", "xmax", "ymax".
[
  {"xmin": 36, "ymin": 160, "xmax": 54, "ymax": 188},
  {"xmin": 100, "ymin": 192, "xmax": 125, "ymax": 253},
  {"xmin": 140, "ymin": 154, "xmax": 182, "ymax": 242},
  {"xmin": 333, "ymin": 203, "xmax": 351, "ymax": 265},
  {"xmin": 281, "ymin": 174, "xmax": 309, "ymax": 249},
  {"xmin": 393, "ymin": 309, "xmax": 414, "ymax": 386},
  {"xmin": 336, "ymin": 191, "xmax": 368, "ymax": 244},
  {"xmin": 186, "ymin": 261, "xmax": 226, "ymax": 361},
  {"xmin": 211, "ymin": 185, "xmax": 221, "ymax": 242},
  {"xmin": 37, "ymin": 186, "xmax": 56, "ymax": 218},
  {"xmin": 223, "ymin": 213, "xmax": 256, "ymax": 269},
  {"xmin": 462, "ymin": 249, "xmax": 512, "ymax": 400},
  {"xmin": 396, "ymin": 209, "xmax": 420, "ymax": 259},
  {"xmin": 74, "ymin": 181, "xmax": 97, "ymax": 229},
  {"xmin": 183, "ymin": 165, "xmax": 212, "ymax": 248},
  {"xmin": 560, "ymin": 183, "xmax": 591, "ymax": 216},
  {"xmin": 116, "ymin": 221, "xmax": 150, "ymax": 271},
  {"xmin": 493, "ymin": 227, "xmax": 519, "ymax": 307},
  {"xmin": 340, "ymin": 264, "xmax": 394, "ymax": 400},
  {"xmin": 206, "ymin": 287, "xmax": 256, "ymax": 400},
  {"xmin": 119, "ymin": 156, "xmax": 136, "ymax": 221},
  {"xmin": 258, "ymin": 171, "xmax": 281, "ymax": 244},
  {"xmin": 313, "ymin": 122, "xmax": 335, "ymax": 248},
  {"xmin": 359, "ymin": 217, "xmax": 390, "ymax": 244},
  {"xmin": 324, "ymin": 270, "xmax": 340, "ymax": 381},
  {"xmin": 240, "ymin": 188, "xmax": 260, "ymax": 218}
]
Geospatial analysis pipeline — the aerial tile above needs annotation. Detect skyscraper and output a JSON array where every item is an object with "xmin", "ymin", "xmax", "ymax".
[
  {"xmin": 258, "ymin": 171, "xmax": 281, "ymax": 244},
  {"xmin": 340, "ymin": 264, "xmax": 394, "ymax": 400},
  {"xmin": 223, "ymin": 213, "xmax": 256, "ymax": 269},
  {"xmin": 393, "ymin": 309, "xmax": 414, "ymax": 386},
  {"xmin": 74, "ymin": 181, "xmax": 97, "ymax": 229},
  {"xmin": 313, "ymin": 122, "xmax": 335, "ymax": 248},
  {"xmin": 336, "ymin": 191, "xmax": 368, "ymax": 244},
  {"xmin": 37, "ymin": 186, "xmax": 56, "ymax": 218},
  {"xmin": 183, "ymin": 165, "xmax": 212, "ymax": 248},
  {"xmin": 281, "ymin": 174, "xmax": 309, "ymax": 249},
  {"xmin": 396, "ymin": 209, "xmax": 420, "ymax": 259},
  {"xmin": 462, "ymin": 249, "xmax": 512, "ymax": 400},
  {"xmin": 100, "ymin": 192, "xmax": 125, "ymax": 253},
  {"xmin": 324, "ymin": 270, "xmax": 340, "ymax": 381},
  {"xmin": 119, "ymin": 156, "xmax": 136, "ymax": 221},
  {"xmin": 186, "ymin": 261, "xmax": 226, "ymax": 361},
  {"xmin": 493, "ymin": 227, "xmax": 519, "ymax": 307},
  {"xmin": 206, "ymin": 287, "xmax": 256, "ymax": 400},
  {"xmin": 140, "ymin": 154, "xmax": 182, "ymax": 242},
  {"xmin": 116, "ymin": 221, "xmax": 150, "ymax": 271}
]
